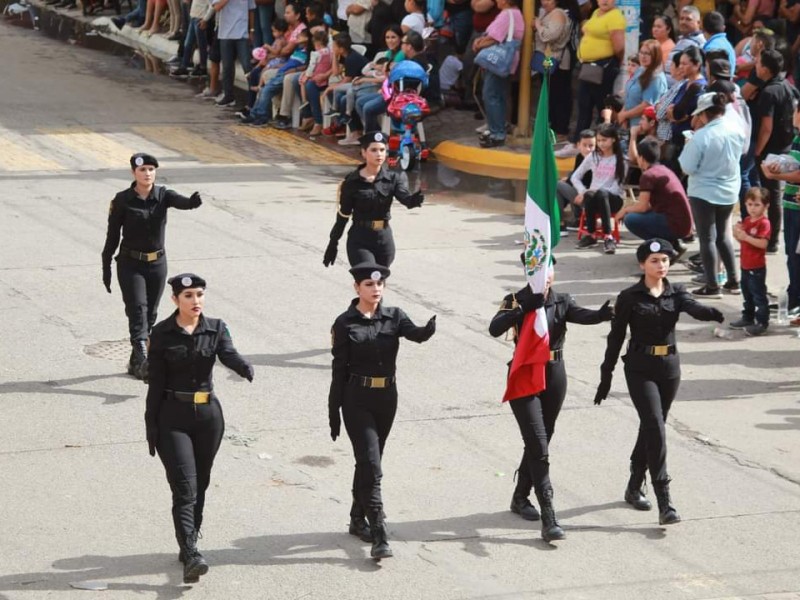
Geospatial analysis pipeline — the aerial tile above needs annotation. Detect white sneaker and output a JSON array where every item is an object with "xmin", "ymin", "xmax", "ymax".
[
  {"xmin": 475, "ymin": 123, "xmax": 488, "ymax": 134},
  {"xmin": 195, "ymin": 87, "xmax": 214, "ymax": 99},
  {"xmin": 338, "ymin": 134, "xmax": 361, "ymax": 146},
  {"xmin": 554, "ymin": 143, "xmax": 578, "ymax": 158}
]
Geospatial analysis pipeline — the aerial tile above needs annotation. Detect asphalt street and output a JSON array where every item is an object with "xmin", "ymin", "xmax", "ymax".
[{"xmin": 1, "ymin": 20, "xmax": 799, "ymax": 600}]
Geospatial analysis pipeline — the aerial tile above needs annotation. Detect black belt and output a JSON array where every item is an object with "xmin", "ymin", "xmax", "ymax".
[
  {"xmin": 348, "ymin": 374, "xmax": 396, "ymax": 388},
  {"xmin": 549, "ymin": 349, "xmax": 563, "ymax": 361},
  {"xmin": 121, "ymin": 247, "xmax": 164, "ymax": 262},
  {"xmin": 166, "ymin": 390, "xmax": 212, "ymax": 404},
  {"xmin": 628, "ymin": 342, "xmax": 676, "ymax": 356},
  {"xmin": 354, "ymin": 219, "xmax": 389, "ymax": 230}
]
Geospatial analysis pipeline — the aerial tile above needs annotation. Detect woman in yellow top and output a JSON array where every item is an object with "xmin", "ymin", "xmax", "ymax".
[{"xmin": 557, "ymin": 0, "xmax": 625, "ymax": 158}]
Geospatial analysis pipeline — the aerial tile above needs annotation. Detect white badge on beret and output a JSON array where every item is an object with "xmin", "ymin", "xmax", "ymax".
[
  {"xmin": 374, "ymin": 133, "xmax": 383, "ymax": 142},
  {"xmin": 649, "ymin": 241, "xmax": 661, "ymax": 253},
  {"xmin": 134, "ymin": 156, "xmax": 144, "ymax": 167},
  {"xmin": 181, "ymin": 276, "xmax": 193, "ymax": 287},
  {"xmin": 370, "ymin": 270, "xmax": 382, "ymax": 281}
]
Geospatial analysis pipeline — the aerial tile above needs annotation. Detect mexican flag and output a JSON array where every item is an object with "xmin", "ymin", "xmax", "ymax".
[{"xmin": 503, "ymin": 73, "xmax": 561, "ymax": 402}]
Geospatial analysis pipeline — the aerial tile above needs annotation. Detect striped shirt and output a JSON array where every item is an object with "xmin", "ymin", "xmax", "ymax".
[{"xmin": 783, "ymin": 134, "xmax": 800, "ymax": 212}]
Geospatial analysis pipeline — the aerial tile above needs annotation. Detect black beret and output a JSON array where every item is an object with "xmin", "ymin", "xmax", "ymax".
[
  {"xmin": 359, "ymin": 131, "xmax": 388, "ymax": 148},
  {"xmin": 349, "ymin": 261, "xmax": 390, "ymax": 282},
  {"xmin": 130, "ymin": 153, "xmax": 159, "ymax": 169},
  {"xmin": 636, "ymin": 238, "xmax": 676, "ymax": 262},
  {"xmin": 168, "ymin": 273, "xmax": 207, "ymax": 294}
]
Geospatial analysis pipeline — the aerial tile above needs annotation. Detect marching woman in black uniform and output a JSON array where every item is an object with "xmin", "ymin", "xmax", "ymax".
[
  {"xmin": 489, "ymin": 259, "xmax": 614, "ymax": 541},
  {"xmin": 328, "ymin": 262, "xmax": 436, "ymax": 559},
  {"xmin": 322, "ymin": 132, "xmax": 424, "ymax": 268},
  {"xmin": 102, "ymin": 153, "xmax": 203, "ymax": 379},
  {"xmin": 593, "ymin": 239, "xmax": 724, "ymax": 525},
  {"xmin": 145, "ymin": 273, "xmax": 254, "ymax": 583}
]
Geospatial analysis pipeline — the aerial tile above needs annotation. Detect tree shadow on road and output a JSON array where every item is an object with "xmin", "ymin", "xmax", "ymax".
[
  {"xmin": 0, "ymin": 374, "xmax": 138, "ymax": 405},
  {"xmin": 756, "ymin": 402, "xmax": 800, "ymax": 431},
  {"xmin": 675, "ymin": 377, "xmax": 800, "ymax": 402}
]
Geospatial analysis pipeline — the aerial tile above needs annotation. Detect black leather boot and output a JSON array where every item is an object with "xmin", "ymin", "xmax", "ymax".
[
  {"xmin": 624, "ymin": 462, "xmax": 652, "ymax": 511},
  {"xmin": 179, "ymin": 531, "xmax": 209, "ymax": 583},
  {"xmin": 653, "ymin": 480, "xmax": 681, "ymax": 525},
  {"xmin": 536, "ymin": 487, "xmax": 565, "ymax": 542},
  {"xmin": 510, "ymin": 467, "xmax": 540, "ymax": 521},
  {"xmin": 369, "ymin": 522, "xmax": 393, "ymax": 560},
  {"xmin": 128, "ymin": 340, "xmax": 147, "ymax": 380},
  {"xmin": 349, "ymin": 517, "xmax": 372, "ymax": 542}
]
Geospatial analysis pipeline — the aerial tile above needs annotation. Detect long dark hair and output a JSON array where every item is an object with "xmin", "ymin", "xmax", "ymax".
[
  {"xmin": 594, "ymin": 123, "xmax": 626, "ymax": 183},
  {"xmin": 652, "ymin": 14, "xmax": 675, "ymax": 42}
]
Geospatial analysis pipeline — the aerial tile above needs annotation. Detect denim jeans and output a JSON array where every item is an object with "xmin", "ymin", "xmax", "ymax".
[
  {"xmin": 481, "ymin": 71, "xmax": 509, "ymax": 141},
  {"xmin": 254, "ymin": 3, "xmax": 275, "ymax": 47},
  {"xmin": 304, "ymin": 80, "xmax": 326, "ymax": 124},
  {"xmin": 247, "ymin": 66, "xmax": 263, "ymax": 108},
  {"xmin": 220, "ymin": 38, "xmax": 251, "ymax": 100},
  {"xmin": 447, "ymin": 8, "xmax": 473, "ymax": 54},
  {"xmin": 784, "ymin": 207, "xmax": 800, "ymax": 310},
  {"xmin": 251, "ymin": 72, "xmax": 285, "ymax": 120},
  {"xmin": 741, "ymin": 267, "xmax": 769, "ymax": 325},
  {"xmin": 623, "ymin": 211, "xmax": 676, "ymax": 243},
  {"xmin": 355, "ymin": 92, "xmax": 386, "ymax": 132},
  {"xmin": 689, "ymin": 197, "xmax": 737, "ymax": 288},
  {"xmin": 180, "ymin": 17, "xmax": 208, "ymax": 69},
  {"xmin": 123, "ymin": 0, "xmax": 145, "ymax": 25}
]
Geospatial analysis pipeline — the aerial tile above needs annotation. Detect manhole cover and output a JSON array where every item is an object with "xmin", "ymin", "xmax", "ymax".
[{"xmin": 84, "ymin": 339, "xmax": 130, "ymax": 361}]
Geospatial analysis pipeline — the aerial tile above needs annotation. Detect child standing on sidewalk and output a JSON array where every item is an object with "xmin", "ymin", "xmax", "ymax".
[{"xmin": 730, "ymin": 187, "xmax": 771, "ymax": 336}]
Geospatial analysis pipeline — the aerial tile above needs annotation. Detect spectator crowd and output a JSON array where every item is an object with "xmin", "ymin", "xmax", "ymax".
[{"xmin": 90, "ymin": 0, "xmax": 800, "ymax": 332}]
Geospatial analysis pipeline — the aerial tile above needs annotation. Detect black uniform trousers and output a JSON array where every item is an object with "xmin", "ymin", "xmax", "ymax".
[
  {"xmin": 342, "ymin": 382, "xmax": 398, "ymax": 525},
  {"xmin": 156, "ymin": 397, "xmax": 225, "ymax": 541},
  {"xmin": 510, "ymin": 360, "xmax": 567, "ymax": 497},
  {"xmin": 346, "ymin": 226, "xmax": 396, "ymax": 267},
  {"xmin": 624, "ymin": 365, "xmax": 681, "ymax": 484},
  {"xmin": 116, "ymin": 255, "xmax": 167, "ymax": 342}
]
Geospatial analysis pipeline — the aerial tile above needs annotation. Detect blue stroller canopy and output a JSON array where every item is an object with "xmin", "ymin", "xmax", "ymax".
[{"xmin": 389, "ymin": 61, "xmax": 429, "ymax": 88}]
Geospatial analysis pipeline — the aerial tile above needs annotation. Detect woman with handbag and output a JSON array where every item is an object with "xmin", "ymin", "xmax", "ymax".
[
  {"xmin": 555, "ymin": 0, "xmax": 625, "ymax": 159},
  {"xmin": 472, "ymin": 0, "xmax": 524, "ymax": 148},
  {"xmin": 532, "ymin": 0, "xmax": 579, "ymax": 140}
]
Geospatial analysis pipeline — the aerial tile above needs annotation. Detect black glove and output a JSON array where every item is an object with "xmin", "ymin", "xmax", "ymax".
[
  {"xmin": 329, "ymin": 406, "xmax": 341, "ymax": 441},
  {"xmin": 243, "ymin": 363, "xmax": 254, "ymax": 382},
  {"xmin": 711, "ymin": 309, "xmax": 724, "ymax": 323},
  {"xmin": 516, "ymin": 285, "xmax": 545, "ymax": 313},
  {"xmin": 102, "ymin": 264, "xmax": 112, "ymax": 294},
  {"xmin": 323, "ymin": 240, "xmax": 338, "ymax": 267},
  {"xmin": 190, "ymin": 191, "xmax": 203, "ymax": 207},
  {"xmin": 593, "ymin": 370, "xmax": 612, "ymax": 406},
  {"xmin": 598, "ymin": 300, "xmax": 614, "ymax": 321},
  {"xmin": 146, "ymin": 423, "xmax": 158, "ymax": 457},
  {"xmin": 424, "ymin": 315, "xmax": 436, "ymax": 337},
  {"xmin": 406, "ymin": 191, "xmax": 424, "ymax": 208}
]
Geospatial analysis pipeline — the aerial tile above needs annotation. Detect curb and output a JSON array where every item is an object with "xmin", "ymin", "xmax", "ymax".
[{"xmin": 434, "ymin": 139, "xmax": 574, "ymax": 180}]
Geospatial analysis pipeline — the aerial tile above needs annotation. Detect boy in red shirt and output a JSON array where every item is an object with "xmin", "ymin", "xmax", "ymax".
[{"xmin": 730, "ymin": 187, "xmax": 771, "ymax": 336}]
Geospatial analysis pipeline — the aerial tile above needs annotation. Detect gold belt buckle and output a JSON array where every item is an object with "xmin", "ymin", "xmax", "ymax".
[
  {"xmin": 193, "ymin": 392, "xmax": 210, "ymax": 404},
  {"xmin": 146, "ymin": 251, "xmax": 159, "ymax": 262},
  {"xmin": 549, "ymin": 351, "xmax": 556, "ymax": 360},
  {"xmin": 372, "ymin": 220, "xmax": 385, "ymax": 230},
  {"xmin": 369, "ymin": 377, "xmax": 387, "ymax": 388},
  {"xmin": 652, "ymin": 345, "xmax": 669, "ymax": 356}
]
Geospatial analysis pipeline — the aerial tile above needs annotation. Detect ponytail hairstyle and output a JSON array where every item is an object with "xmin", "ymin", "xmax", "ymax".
[{"xmin": 594, "ymin": 123, "xmax": 626, "ymax": 184}]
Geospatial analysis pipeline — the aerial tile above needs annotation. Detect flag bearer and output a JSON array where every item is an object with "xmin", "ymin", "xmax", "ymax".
[
  {"xmin": 102, "ymin": 154, "xmax": 203, "ymax": 379},
  {"xmin": 593, "ymin": 239, "xmax": 724, "ymax": 526},
  {"xmin": 489, "ymin": 256, "xmax": 613, "ymax": 542}
]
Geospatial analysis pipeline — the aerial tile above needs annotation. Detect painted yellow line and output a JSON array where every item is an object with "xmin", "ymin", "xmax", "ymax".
[
  {"xmin": 434, "ymin": 140, "xmax": 573, "ymax": 180},
  {"xmin": 133, "ymin": 126, "xmax": 258, "ymax": 164},
  {"xmin": 233, "ymin": 127, "xmax": 358, "ymax": 166},
  {"xmin": 40, "ymin": 127, "xmax": 140, "ymax": 168},
  {"xmin": 0, "ymin": 136, "xmax": 64, "ymax": 172}
]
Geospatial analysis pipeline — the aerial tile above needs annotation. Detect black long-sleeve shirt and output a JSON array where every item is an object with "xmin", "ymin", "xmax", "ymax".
[
  {"xmin": 145, "ymin": 313, "xmax": 252, "ymax": 423},
  {"xmin": 102, "ymin": 183, "xmax": 200, "ymax": 264},
  {"xmin": 489, "ymin": 288, "xmax": 610, "ymax": 351},
  {"xmin": 601, "ymin": 277, "xmax": 722, "ymax": 378},
  {"xmin": 328, "ymin": 299, "xmax": 433, "ymax": 410},
  {"xmin": 338, "ymin": 165, "xmax": 415, "ymax": 222}
]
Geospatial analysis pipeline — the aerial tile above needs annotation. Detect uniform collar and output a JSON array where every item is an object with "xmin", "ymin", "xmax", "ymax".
[
  {"xmin": 631, "ymin": 276, "xmax": 676, "ymax": 296},
  {"xmin": 129, "ymin": 181, "xmax": 158, "ymax": 201},
  {"xmin": 347, "ymin": 297, "xmax": 385, "ymax": 320},
  {"xmin": 168, "ymin": 311, "xmax": 209, "ymax": 334},
  {"xmin": 544, "ymin": 289, "xmax": 565, "ymax": 306},
  {"xmin": 352, "ymin": 164, "xmax": 392, "ymax": 183}
]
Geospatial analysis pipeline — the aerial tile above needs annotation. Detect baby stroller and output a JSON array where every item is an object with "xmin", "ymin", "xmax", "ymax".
[{"xmin": 382, "ymin": 61, "xmax": 431, "ymax": 171}]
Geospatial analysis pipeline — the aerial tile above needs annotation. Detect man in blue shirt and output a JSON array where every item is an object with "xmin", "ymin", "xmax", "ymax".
[{"xmin": 702, "ymin": 11, "xmax": 736, "ymax": 75}]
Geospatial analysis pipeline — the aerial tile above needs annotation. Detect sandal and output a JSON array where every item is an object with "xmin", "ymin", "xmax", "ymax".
[
  {"xmin": 298, "ymin": 118, "xmax": 314, "ymax": 132},
  {"xmin": 308, "ymin": 124, "xmax": 323, "ymax": 137}
]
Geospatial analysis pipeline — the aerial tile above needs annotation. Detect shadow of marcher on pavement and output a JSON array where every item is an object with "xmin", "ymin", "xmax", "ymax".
[{"xmin": 0, "ymin": 373, "xmax": 139, "ymax": 405}]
